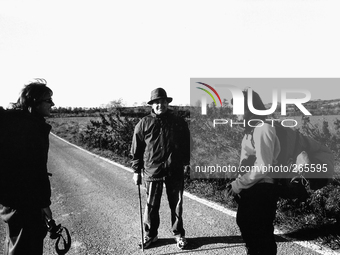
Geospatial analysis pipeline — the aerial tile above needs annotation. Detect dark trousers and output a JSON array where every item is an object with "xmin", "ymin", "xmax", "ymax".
[
  {"xmin": 144, "ymin": 177, "xmax": 185, "ymax": 238},
  {"xmin": 236, "ymin": 183, "xmax": 278, "ymax": 255},
  {"xmin": 0, "ymin": 206, "xmax": 47, "ymax": 255}
]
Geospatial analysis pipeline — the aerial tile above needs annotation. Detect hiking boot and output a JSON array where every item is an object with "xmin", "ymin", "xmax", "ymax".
[
  {"xmin": 176, "ymin": 236, "xmax": 188, "ymax": 249},
  {"xmin": 138, "ymin": 235, "xmax": 158, "ymax": 249}
]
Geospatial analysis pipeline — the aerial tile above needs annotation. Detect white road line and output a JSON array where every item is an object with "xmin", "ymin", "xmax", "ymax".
[{"xmin": 51, "ymin": 133, "xmax": 340, "ymax": 255}]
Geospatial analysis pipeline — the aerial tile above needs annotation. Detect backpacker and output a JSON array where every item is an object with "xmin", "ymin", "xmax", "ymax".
[{"xmin": 251, "ymin": 121, "xmax": 334, "ymax": 200}]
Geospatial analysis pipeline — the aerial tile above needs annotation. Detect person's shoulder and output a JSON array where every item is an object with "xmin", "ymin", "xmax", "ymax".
[
  {"xmin": 136, "ymin": 113, "xmax": 155, "ymax": 128},
  {"xmin": 1, "ymin": 109, "xmax": 25, "ymax": 120},
  {"xmin": 140, "ymin": 113, "xmax": 155, "ymax": 122},
  {"xmin": 167, "ymin": 110, "xmax": 186, "ymax": 121},
  {"xmin": 0, "ymin": 107, "xmax": 5, "ymax": 120},
  {"xmin": 0, "ymin": 109, "xmax": 28, "ymax": 134},
  {"xmin": 254, "ymin": 122, "xmax": 276, "ymax": 136},
  {"xmin": 262, "ymin": 122, "xmax": 275, "ymax": 130}
]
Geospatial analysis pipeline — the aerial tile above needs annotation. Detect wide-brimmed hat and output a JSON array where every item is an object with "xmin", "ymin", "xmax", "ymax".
[{"xmin": 147, "ymin": 88, "xmax": 173, "ymax": 105}]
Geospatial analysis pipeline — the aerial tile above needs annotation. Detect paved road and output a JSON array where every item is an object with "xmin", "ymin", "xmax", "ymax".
[{"xmin": 0, "ymin": 134, "xmax": 337, "ymax": 254}]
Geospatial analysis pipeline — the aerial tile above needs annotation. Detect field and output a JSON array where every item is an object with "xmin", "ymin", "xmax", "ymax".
[
  {"xmin": 49, "ymin": 116, "xmax": 100, "ymax": 128},
  {"xmin": 48, "ymin": 114, "xmax": 138, "ymax": 166},
  {"xmin": 48, "ymin": 116, "xmax": 99, "ymax": 144},
  {"xmin": 48, "ymin": 113, "xmax": 340, "ymax": 177},
  {"xmin": 48, "ymin": 113, "xmax": 340, "ymax": 181},
  {"xmin": 283, "ymin": 115, "xmax": 340, "ymax": 130},
  {"xmin": 47, "ymin": 112, "xmax": 340, "ymax": 251}
]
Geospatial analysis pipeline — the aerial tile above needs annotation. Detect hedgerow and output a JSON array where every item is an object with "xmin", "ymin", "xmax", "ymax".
[
  {"xmin": 79, "ymin": 111, "xmax": 139, "ymax": 158},
  {"xmin": 274, "ymin": 116, "xmax": 340, "ymax": 247}
]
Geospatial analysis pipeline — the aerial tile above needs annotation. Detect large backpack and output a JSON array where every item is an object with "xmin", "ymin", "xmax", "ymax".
[{"xmin": 251, "ymin": 122, "xmax": 334, "ymax": 200}]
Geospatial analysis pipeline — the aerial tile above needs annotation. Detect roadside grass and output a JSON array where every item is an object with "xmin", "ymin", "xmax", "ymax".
[{"xmin": 47, "ymin": 113, "xmax": 340, "ymax": 251}]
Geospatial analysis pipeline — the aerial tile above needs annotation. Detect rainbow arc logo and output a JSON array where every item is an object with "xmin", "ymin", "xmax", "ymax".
[{"xmin": 196, "ymin": 82, "xmax": 222, "ymax": 106}]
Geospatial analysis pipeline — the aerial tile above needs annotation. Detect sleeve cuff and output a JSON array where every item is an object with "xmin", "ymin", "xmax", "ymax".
[{"xmin": 231, "ymin": 181, "xmax": 241, "ymax": 194}]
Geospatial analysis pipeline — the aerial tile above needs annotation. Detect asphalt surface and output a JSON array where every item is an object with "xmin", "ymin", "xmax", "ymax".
[{"xmin": 0, "ymin": 134, "xmax": 338, "ymax": 254}]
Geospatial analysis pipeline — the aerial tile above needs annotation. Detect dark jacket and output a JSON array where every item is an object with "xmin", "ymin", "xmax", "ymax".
[
  {"xmin": 0, "ymin": 109, "xmax": 52, "ymax": 209},
  {"xmin": 130, "ymin": 110, "xmax": 191, "ymax": 181}
]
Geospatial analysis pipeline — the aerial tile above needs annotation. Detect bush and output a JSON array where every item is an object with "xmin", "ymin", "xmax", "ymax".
[
  {"xmin": 79, "ymin": 111, "xmax": 140, "ymax": 158},
  {"xmin": 274, "ymin": 117, "xmax": 340, "ymax": 240}
]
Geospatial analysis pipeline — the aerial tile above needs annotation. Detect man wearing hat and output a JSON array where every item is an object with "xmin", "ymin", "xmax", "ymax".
[{"xmin": 130, "ymin": 88, "xmax": 191, "ymax": 249}]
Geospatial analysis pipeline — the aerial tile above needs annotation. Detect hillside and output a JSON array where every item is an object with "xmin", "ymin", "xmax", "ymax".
[{"xmin": 265, "ymin": 98, "xmax": 340, "ymax": 116}]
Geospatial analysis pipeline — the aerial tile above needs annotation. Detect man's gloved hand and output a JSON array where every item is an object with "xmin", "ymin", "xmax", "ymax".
[{"xmin": 133, "ymin": 173, "xmax": 141, "ymax": 185}]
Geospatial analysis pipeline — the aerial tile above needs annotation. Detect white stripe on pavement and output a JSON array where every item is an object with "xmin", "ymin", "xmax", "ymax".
[{"xmin": 51, "ymin": 133, "xmax": 340, "ymax": 255}]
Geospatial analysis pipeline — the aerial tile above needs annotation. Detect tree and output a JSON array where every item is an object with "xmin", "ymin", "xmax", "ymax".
[
  {"xmin": 195, "ymin": 99, "xmax": 202, "ymax": 107},
  {"xmin": 222, "ymin": 98, "xmax": 229, "ymax": 107},
  {"xmin": 107, "ymin": 98, "xmax": 125, "ymax": 108}
]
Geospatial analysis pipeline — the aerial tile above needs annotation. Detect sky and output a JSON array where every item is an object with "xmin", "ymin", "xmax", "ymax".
[{"xmin": 1, "ymin": 0, "xmax": 340, "ymax": 108}]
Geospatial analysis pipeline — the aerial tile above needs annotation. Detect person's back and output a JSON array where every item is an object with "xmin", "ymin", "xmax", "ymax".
[
  {"xmin": 0, "ymin": 109, "xmax": 52, "ymax": 208},
  {"xmin": 228, "ymin": 88, "xmax": 280, "ymax": 255},
  {"xmin": 0, "ymin": 80, "xmax": 55, "ymax": 255}
]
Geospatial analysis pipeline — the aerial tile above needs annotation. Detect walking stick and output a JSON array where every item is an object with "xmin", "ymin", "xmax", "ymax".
[{"xmin": 138, "ymin": 183, "xmax": 144, "ymax": 252}]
